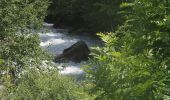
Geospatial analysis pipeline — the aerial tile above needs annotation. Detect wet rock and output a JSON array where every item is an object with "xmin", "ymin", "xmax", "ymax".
[{"xmin": 54, "ymin": 41, "xmax": 90, "ymax": 63}]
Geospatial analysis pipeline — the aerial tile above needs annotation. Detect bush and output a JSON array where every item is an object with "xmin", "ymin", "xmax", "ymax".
[
  {"xmin": 0, "ymin": 0, "xmax": 49, "ymax": 80},
  {"xmin": 85, "ymin": 0, "xmax": 170, "ymax": 99},
  {"xmin": 0, "ymin": 69, "xmax": 91, "ymax": 100},
  {"xmin": 0, "ymin": 0, "xmax": 49, "ymax": 37}
]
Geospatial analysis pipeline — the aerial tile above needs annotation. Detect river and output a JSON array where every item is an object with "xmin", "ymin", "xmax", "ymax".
[{"xmin": 39, "ymin": 23, "xmax": 101, "ymax": 80}]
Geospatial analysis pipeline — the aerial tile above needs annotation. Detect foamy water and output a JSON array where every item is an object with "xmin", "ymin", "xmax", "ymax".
[{"xmin": 39, "ymin": 23, "xmax": 100, "ymax": 78}]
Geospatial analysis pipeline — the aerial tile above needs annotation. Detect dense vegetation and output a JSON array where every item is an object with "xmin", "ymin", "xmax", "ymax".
[
  {"xmin": 85, "ymin": 0, "xmax": 170, "ymax": 99},
  {"xmin": 46, "ymin": 0, "xmax": 128, "ymax": 33},
  {"xmin": 0, "ymin": 69, "xmax": 91, "ymax": 100},
  {"xmin": 0, "ymin": 0, "xmax": 170, "ymax": 100},
  {"xmin": 0, "ymin": 0, "xmax": 49, "ymax": 77}
]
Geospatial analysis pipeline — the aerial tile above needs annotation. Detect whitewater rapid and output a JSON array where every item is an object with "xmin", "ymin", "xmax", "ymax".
[{"xmin": 39, "ymin": 23, "xmax": 100, "ymax": 79}]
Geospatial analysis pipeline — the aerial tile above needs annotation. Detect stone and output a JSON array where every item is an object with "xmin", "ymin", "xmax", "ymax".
[{"xmin": 54, "ymin": 41, "xmax": 90, "ymax": 63}]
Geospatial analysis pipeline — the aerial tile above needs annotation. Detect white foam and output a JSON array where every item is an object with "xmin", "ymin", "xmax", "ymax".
[
  {"xmin": 39, "ymin": 23, "xmax": 100, "ymax": 76},
  {"xmin": 60, "ymin": 67, "xmax": 84, "ymax": 75},
  {"xmin": 40, "ymin": 38, "xmax": 66, "ymax": 47},
  {"xmin": 43, "ymin": 23, "xmax": 54, "ymax": 27}
]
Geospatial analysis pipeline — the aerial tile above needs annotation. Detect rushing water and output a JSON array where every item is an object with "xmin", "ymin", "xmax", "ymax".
[
  {"xmin": 39, "ymin": 23, "xmax": 101, "ymax": 79},
  {"xmin": 0, "ymin": 23, "xmax": 100, "ymax": 89}
]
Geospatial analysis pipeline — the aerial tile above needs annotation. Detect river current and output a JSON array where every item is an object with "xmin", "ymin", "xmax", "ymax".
[{"xmin": 39, "ymin": 23, "xmax": 101, "ymax": 79}]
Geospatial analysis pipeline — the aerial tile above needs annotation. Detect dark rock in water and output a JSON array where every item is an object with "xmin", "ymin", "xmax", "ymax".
[{"xmin": 54, "ymin": 41, "xmax": 90, "ymax": 63}]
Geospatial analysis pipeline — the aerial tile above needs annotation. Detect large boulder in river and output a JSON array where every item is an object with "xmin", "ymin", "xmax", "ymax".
[{"xmin": 54, "ymin": 41, "xmax": 90, "ymax": 63}]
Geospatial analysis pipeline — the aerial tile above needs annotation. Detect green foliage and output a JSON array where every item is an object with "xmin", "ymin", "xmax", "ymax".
[
  {"xmin": 0, "ymin": 34, "xmax": 42, "ymax": 66},
  {"xmin": 47, "ymin": 0, "xmax": 127, "ymax": 33},
  {"xmin": 121, "ymin": 0, "xmax": 170, "ymax": 58},
  {"xmin": 0, "ymin": 0, "xmax": 49, "ymax": 79},
  {"xmin": 82, "ymin": 0, "xmax": 124, "ymax": 32},
  {"xmin": 86, "ymin": 47, "xmax": 170, "ymax": 99},
  {"xmin": 85, "ymin": 0, "xmax": 170, "ymax": 100},
  {"xmin": 0, "ymin": 59, "xmax": 4, "ymax": 64},
  {"xmin": 0, "ymin": 59, "xmax": 4, "ymax": 79},
  {"xmin": 0, "ymin": 0, "xmax": 49, "ymax": 37},
  {"xmin": 0, "ymin": 69, "xmax": 91, "ymax": 100}
]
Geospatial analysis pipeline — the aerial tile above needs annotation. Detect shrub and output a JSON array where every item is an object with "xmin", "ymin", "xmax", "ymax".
[
  {"xmin": 0, "ymin": 0, "xmax": 49, "ymax": 37},
  {"xmin": 85, "ymin": 0, "xmax": 170, "ymax": 99},
  {"xmin": 0, "ymin": 0, "xmax": 49, "ymax": 80},
  {"xmin": 0, "ymin": 69, "xmax": 91, "ymax": 100}
]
